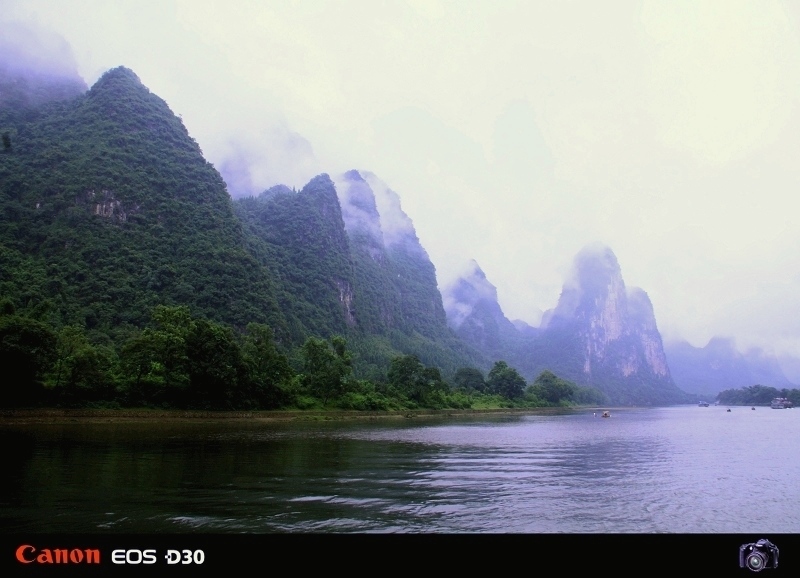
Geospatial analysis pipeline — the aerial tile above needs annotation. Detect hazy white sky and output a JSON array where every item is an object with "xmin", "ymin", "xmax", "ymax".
[{"xmin": 5, "ymin": 0, "xmax": 800, "ymax": 362}]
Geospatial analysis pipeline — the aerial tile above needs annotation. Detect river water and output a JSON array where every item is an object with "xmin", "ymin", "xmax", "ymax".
[{"xmin": 2, "ymin": 405, "xmax": 799, "ymax": 533}]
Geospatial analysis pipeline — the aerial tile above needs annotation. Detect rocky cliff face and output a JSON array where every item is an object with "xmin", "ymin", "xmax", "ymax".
[
  {"xmin": 439, "ymin": 245, "xmax": 682, "ymax": 404},
  {"xmin": 621, "ymin": 287, "xmax": 671, "ymax": 378},
  {"xmin": 333, "ymin": 170, "xmax": 395, "ymax": 333},
  {"xmin": 538, "ymin": 244, "xmax": 684, "ymax": 404}
]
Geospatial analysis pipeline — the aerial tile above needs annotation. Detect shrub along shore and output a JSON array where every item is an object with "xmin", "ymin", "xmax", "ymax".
[{"xmin": 0, "ymin": 406, "xmax": 594, "ymax": 423}]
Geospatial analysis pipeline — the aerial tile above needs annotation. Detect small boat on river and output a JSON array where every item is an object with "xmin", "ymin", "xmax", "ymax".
[
  {"xmin": 771, "ymin": 397, "xmax": 793, "ymax": 409},
  {"xmin": 698, "ymin": 401, "xmax": 709, "ymax": 407},
  {"xmin": 601, "ymin": 411, "xmax": 610, "ymax": 418}
]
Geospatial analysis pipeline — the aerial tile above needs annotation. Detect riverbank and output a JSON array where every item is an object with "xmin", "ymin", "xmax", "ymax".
[{"xmin": 0, "ymin": 406, "xmax": 593, "ymax": 423}]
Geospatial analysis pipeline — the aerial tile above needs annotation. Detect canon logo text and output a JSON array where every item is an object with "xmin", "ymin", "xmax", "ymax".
[{"xmin": 16, "ymin": 544, "xmax": 101, "ymax": 565}]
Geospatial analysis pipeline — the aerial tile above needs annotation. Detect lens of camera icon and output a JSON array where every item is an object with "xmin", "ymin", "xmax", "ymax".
[{"xmin": 745, "ymin": 551, "xmax": 767, "ymax": 572}]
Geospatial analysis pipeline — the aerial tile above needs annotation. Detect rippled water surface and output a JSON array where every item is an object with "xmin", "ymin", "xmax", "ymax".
[{"xmin": 3, "ymin": 406, "xmax": 799, "ymax": 533}]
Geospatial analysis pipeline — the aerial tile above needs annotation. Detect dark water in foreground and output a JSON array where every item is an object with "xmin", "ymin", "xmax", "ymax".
[{"xmin": 2, "ymin": 406, "xmax": 799, "ymax": 533}]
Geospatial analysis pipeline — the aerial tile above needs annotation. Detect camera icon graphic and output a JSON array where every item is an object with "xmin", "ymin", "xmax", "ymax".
[{"xmin": 739, "ymin": 539, "xmax": 779, "ymax": 572}]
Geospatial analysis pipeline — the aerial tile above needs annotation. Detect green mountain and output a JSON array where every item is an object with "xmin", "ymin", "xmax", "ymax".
[
  {"xmin": 1, "ymin": 61, "xmax": 482, "ymax": 398},
  {"xmin": 235, "ymin": 169, "xmax": 482, "ymax": 379},
  {"xmin": 234, "ymin": 175, "xmax": 356, "ymax": 343},
  {"xmin": 5, "ymin": 61, "xmax": 686, "ymax": 407},
  {"xmin": 338, "ymin": 171, "xmax": 482, "ymax": 377},
  {"xmin": 0, "ymin": 66, "xmax": 284, "ymax": 336}
]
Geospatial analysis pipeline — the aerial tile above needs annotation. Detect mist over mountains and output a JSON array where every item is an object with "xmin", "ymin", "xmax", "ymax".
[
  {"xmin": 442, "ymin": 244, "xmax": 798, "ymax": 403},
  {"xmin": 0, "ymin": 59, "xmax": 483, "ymax": 406},
  {"xmin": 0, "ymin": 21, "xmax": 87, "ymax": 109},
  {"xmin": 232, "ymin": 167, "xmax": 474, "ymax": 378},
  {"xmin": 1, "ymin": 24, "xmax": 797, "ymax": 406},
  {"xmin": 665, "ymin": 338, "xmax": 796, "ymax": 398},
  {"xmin": 442, "ymin": 259, "xmax": 523, "ymax": 364},
  {"xmin": 444, "ymin": 245, "xmax": 686, "ymax": 404}
]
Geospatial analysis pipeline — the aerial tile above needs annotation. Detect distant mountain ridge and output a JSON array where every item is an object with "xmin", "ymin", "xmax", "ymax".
[
  {"xmin": 665, "ymin": 337, "xmax": 797, "ymax": 397},
  {"xmin": 531, "ymin": 245, "xmax": 685, "ymax": 403},
  {"xmin": 443, "ymin": 244, "xmax": 688, "ymax": 404}
]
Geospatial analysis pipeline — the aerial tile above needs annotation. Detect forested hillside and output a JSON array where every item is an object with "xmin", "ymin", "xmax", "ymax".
[
  {"xmin": 0, "ymin": 65, "xmax": 505, "ymax": 411},
  {"xmin": 235, "ymin": 169, "xmax": 484, "ymax": 382},
  {"xmin": 234, "ymin": 175, "xmax": 356, "ymax": 343},
  {"xmin": 0, "ymin": 66, "xmax": 284, "ymax": 335}
]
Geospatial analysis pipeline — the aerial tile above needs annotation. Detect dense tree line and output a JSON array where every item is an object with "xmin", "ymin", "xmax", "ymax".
[
  {"xmin": 717, "ymin": 384, "xmax": 800, "ymax": 407},
  {"xmin": 0, "ymin": 302, "xmax": 606, "ymax": 411}
]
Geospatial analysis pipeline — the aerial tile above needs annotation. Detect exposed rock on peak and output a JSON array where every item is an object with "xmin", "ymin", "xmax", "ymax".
[
  {"xmin": 535, "ymin": 244, "xmax": 683, "ymax": 404},
  {"xmin": 549, "ymin": 243, "xmax": 624, "ymax": 327}
]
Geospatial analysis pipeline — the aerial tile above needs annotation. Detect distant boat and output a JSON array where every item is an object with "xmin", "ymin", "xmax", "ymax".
[
  {"xmin": 601, "ymin": 411, "xmax": 610, "ymax": 418},
  {"xmin": 698, "ymin": 401, "xmax": 709, "ymax": 407},
  {"xmin": 771, "ymin": 397, "xmax": 793, "ymax": 409}
]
